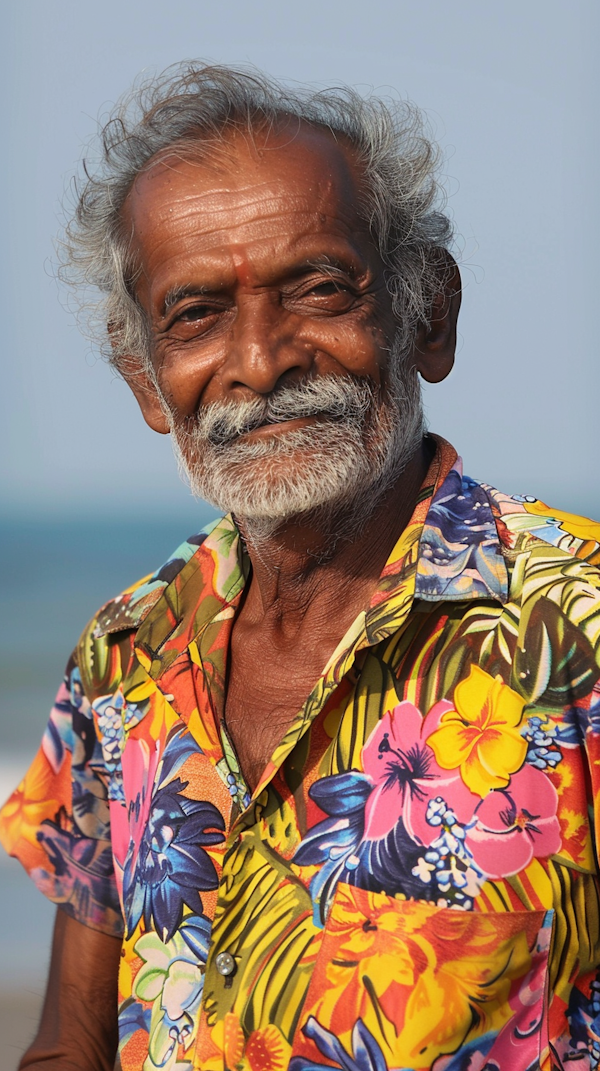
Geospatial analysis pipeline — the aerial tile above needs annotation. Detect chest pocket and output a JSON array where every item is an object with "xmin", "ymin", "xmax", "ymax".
[{"xmin": 291, "ymin": 883, "xmax": 553, "ymax": 1071}]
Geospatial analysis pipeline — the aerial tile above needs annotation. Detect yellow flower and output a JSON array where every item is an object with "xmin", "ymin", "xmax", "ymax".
[
  {"xmin": 524, "ymin": 499, "xmax": 600, "ymax": 545},
  {"xmin": 427, "ymin": 666, "xmax": 527, "ymax": 796}
]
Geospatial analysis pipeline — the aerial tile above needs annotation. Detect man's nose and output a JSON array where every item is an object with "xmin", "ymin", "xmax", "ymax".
[{"xmin": 221, "ymin": 292, "xmax": 314, "ymax": 395}]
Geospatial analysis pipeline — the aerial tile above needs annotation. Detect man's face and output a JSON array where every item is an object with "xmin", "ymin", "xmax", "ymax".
[{"xmin": 122, "ymin": 125, "xmax": 423, "ymax": 526}]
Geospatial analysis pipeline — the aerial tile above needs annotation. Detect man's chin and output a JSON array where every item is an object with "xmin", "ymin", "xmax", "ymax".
[
  {"xmin": 184, "ymin": 455, "xmax": 389, "ymax": 547},
  {"xmin": 190, "ymin": 478, "xmax": 350, "ymax": 525},
  {"xmin": 179, "ymin": 434, "xmax": 365, "ymax": 514}
]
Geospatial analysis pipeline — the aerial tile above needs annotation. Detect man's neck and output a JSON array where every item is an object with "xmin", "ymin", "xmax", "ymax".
[{"xmin": 234, "ymin": 437, "xmax": 433, "ymax": 637}]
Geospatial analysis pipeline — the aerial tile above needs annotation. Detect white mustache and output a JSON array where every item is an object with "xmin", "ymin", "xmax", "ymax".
[{"xmin": 193, "ymin": 375, "xmax": 376, "ymax": 448}]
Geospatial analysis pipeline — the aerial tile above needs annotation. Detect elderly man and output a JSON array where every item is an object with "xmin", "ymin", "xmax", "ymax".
[{"xmin": 3, "ymin": 63, "xmax": 600, "ymax": 1071}]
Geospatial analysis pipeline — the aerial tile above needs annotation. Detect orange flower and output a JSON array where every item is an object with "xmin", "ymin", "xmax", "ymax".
[
  {"xmin": 427, "ymin": 665, "xmax": 527, "ymax": 796},
  {"xmin": 246, "ymin": 1025, "xmax": 291, "ymax": 1071},
  {"xmin": 0, "ymin": 748, "xmax": 71, "ymax": 868},
  {"xmin": 118, "ymin": 1028, "xmax": 149, "ymax": 1071},
  {"xmin": 222, "ymin": 1013, "xmax": 244, "ymax": 1069},
  {"xmin": 296, "ymin": 886, "xmax": 543, "ymax": 1071},
  {"xmin": 217, "ymin": 1013, "xmax": 291, "ymax": 1071}
]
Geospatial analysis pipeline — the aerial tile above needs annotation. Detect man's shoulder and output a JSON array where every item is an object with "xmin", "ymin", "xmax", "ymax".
[
  {"xmin": 417, "ymin": 462, "xmax": 600, "ymax": 607},
  {"xmin": 76, "ymin": 515, "xmax": 226, "ymax": 664},
  {"xmin": 94, "ymin": 522, "xmax": 221, "ymax": 638},
  {"xmin": 482, "ymin": 483, "xmax": 600, "ymax": 572},
  {"xmin": 74, "ymin": 515, "xmax": 235, "ymax": 701},
  {"xmin": 476, "ymin": 486, "xmax": 600, "ymax": 668}
]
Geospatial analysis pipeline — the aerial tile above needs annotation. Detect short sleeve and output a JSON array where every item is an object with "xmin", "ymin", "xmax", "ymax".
[{"xmin": 0, "ymin": 652, "xmax": 124, "ymax": 937}]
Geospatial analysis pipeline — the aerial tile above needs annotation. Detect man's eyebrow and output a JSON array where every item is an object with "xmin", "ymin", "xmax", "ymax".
[
  {"xmin": 161, "ymin": 258, "xmax": 365, "ymax": 313},
  {"xmin": 161, "ymin": 284, "xmax": 207, "ymax": 315},
  {"xmin": 301, "ymin": 256, "xmax": 363, "ymax": 280}
]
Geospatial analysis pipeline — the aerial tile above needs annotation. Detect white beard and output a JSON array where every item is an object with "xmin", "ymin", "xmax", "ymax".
[{"xmin": 160, "ymin": 336, "xmax": 424, "ymax": 541}]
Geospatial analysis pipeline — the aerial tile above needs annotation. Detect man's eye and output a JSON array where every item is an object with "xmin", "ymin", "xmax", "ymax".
[
  {"xmin": 305, "ymin": 280, "xmax": 354, "ymax": 298},
  {"xmin": 296, "ymin": 280, "xmax": 355, "ymax": 310},
  {"xmin": 177, "ymin": 304, "xmax": 219, "ymax": 322},
  {"xmin": 308, "ymin": 281, "xmax": 344, "ymax": 297}
]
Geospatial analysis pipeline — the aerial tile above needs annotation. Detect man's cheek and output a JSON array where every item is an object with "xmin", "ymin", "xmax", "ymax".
[{"xmin": 299, "ymin": 322, "xmax": 389, "ymax": 381}]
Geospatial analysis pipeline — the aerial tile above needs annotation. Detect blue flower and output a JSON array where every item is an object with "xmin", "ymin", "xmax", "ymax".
[
  {"xmin": 411, "ymin": 797, "xmax": 484, "ymax": 908},
  {"xmin": 289, "ymin": 1016, "xmax": 400, "ymax": 1071},
  {"xmin": 561, "ymin": 696, "xmax": 600, "ymax": 746},
  {"xmin": 523, "ymin": 713, "xmax": 562, "ymax": 770},
  {"xmin": 562, "ymin": 971, "xmax": 600, "ymax": 1069},
  {"xmin": 36, "ymin": 822, "xmax": 123, "ymax": 932},
  {"xmin": 289, "ymin": 1018, "xmax": 499, "ymax": 1071},
  {"xmin": 292, "ymin": 771, "xmax": 426, "ymax": 926},
  {"xmin": 429, "ymin": 1032, "xmax": 497, "ymax": 1071},
  {"xmin": 93, "ymin": 692, "xmax": 126, "ymax": 802},
  {"xmin": 117, "ymin": 999, "xmax": 152, "ymax": 1049},
  {"xmin": 426, "ymin": 471, "xmax": 497, "ymax": 547},
  {"xmin": 123, "ymin": 773, "xmax": 225, "ymax": 943}
]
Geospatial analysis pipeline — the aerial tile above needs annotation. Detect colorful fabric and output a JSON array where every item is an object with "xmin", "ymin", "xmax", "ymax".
[{"xmin": 3, "ymin": 436, "xmax": 600, "ymax": 1071}]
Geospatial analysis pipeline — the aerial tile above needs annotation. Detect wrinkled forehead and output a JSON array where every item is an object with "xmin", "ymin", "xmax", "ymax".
[{"xmin": 121, "ymin": 121, "xmax": 370, "ymax": 258}]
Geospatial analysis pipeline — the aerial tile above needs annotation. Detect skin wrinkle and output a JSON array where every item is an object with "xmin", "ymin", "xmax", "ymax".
[
  {"xmin": 161, "ymin": 260, "xmax": 368, "ymax": 326},
  {"xmin": 124, "ymin": 133, "xmax": 376, "ymax": 337},
  {"xmin": 149, "ymin": 227, "xmax": 376, "ymax": 330},
  {"xmin": 162, "ymin": 282, "xmax": 208, "ymax": 315}
]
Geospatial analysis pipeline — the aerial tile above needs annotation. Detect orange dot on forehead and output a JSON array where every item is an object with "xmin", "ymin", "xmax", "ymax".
[{"xmin": 231, "ymin": 246, "xmax": 252, "ymax": 288}]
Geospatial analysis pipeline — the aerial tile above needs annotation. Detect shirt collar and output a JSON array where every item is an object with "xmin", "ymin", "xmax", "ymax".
[
  {"xmin": 415, "ymin": 453, "xmax": 509, "ymax": 604},
  {"xmin": 351, "ymin": 437, "xmax": 508, "ymax": 652}
]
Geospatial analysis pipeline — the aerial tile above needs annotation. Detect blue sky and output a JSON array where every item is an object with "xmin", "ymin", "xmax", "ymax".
[{"xmin": 1, "ymin": 0, "xmax": 598, "ymax": 518}]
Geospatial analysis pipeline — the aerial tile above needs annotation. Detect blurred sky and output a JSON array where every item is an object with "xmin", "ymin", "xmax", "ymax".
[{"xmin": 1, "ymin": 0, "xmax": 598, "ymax": 520}]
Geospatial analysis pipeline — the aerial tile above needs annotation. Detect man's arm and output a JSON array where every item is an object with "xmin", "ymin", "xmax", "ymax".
[{"xmin": 19, "ymin": 909, "xmax": 121, "ymax": 1071}]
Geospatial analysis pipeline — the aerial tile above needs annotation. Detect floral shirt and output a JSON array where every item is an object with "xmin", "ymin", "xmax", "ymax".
[{"xmin": 3, "ymin": 437, "xmax": 600, "ymax": 1071}]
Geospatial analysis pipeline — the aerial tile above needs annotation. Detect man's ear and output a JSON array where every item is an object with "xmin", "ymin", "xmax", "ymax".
[
  {"xmin": 119, "ymin": 356, "xmax": 171, "ymax": 435},
  {"xmin": 413, "ymin": 259, "xmax": 462, "ymax": 384},
  {"xmin": 108, "ymin": 317, "xmax": 171, "ymax": 434}
]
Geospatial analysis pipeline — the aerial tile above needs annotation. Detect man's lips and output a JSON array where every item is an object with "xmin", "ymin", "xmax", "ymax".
[
  {"xmin": 239, "ymin": 414, "xmax": 324, "ymax": 439},
  {"xmin": 208, "ymin": 412, "xmax": 338, "ymax": 447}
]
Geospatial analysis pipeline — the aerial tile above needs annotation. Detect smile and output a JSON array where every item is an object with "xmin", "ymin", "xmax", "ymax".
[{"xmin": 241, "ymin": 414, "xmax": 327, "ymax": 438}]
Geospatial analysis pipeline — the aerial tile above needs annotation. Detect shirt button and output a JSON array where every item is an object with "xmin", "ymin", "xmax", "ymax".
[{"xmin": 215, "ymin": 951, "xmax": 236, "ymax": 977}]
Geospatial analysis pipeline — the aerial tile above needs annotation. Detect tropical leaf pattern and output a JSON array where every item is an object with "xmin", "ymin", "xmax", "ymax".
[{"xmin": 2, "ymin": 437, "xmax": 600, "ymax": 1070}]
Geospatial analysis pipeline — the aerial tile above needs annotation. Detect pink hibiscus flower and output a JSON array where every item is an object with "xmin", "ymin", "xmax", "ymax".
[
  {"xmin": 361, "ymin": 701, "xmax": 479, "ymax": 845},
  {"xmin": 111, "ymin": 734, "xmax": 160, "ymax": 875},
  {"xmin": 466, "ymin": 763, "xmax": 561, "ymax": 877}
]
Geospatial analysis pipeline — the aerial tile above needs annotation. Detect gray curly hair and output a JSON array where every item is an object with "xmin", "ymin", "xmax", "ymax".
[{"xmin": 61, "ymin": 61, "xmax": 454, "ymax": 372}]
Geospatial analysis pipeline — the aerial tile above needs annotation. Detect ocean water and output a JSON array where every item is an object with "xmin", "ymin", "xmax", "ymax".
[{"xmin": 0, "ymin": 510, "xmax": 217, "ymax": 1061}]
